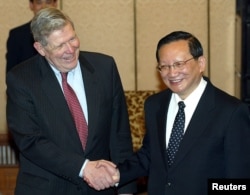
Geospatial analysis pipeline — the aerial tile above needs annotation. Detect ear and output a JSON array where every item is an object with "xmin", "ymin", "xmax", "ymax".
[
  {"xmin": 33, "ymin": 42, "xmax": 46, "ymax": 56},
  {"xmin": 198, "ymin": 56, "xmax": 206, "ymax": 73}
]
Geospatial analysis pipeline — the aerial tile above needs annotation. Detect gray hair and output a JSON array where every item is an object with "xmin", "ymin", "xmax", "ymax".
[{"xmin": 31, "ymin": 7, "xmax": 75, "ymax": 46}]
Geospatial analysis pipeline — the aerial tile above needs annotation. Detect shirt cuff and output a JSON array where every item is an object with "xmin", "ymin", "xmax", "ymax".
[{"xmin": 79, "ymin": 159, "xmax": 89, "ymax": 178}]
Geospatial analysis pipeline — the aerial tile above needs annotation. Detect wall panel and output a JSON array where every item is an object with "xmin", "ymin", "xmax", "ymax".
[
  {"xmin": 0, "ymin": 0, "xmax": 238, "ymax": 134},
  {"xmin": 209, "ymin": 0, "xmax": 236, "ymax": 95},
  {"xmin": 62, "ymin": 0, "xmax": 135, "ymax": 90},
  {"xmin": 0, "ymin": 1, "xmax": 33, "ymax": 133},
  {"xmin": 136, "ymin": 0, "xmax": 208, "ymax": 90}
]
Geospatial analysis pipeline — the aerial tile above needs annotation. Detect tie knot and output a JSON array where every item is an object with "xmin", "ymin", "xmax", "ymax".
[
  {"xmin": 178, "ymin": 101, "xmax": 185, "ymax": 109},
  {"xmin": 61, "ymin": 72, "xmax": 68, "ymax": 81}
]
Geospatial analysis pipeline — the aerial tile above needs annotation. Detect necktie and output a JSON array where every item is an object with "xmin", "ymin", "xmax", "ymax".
[
  {"xmin": 166, "ymin": 101, "xmax": 185, "ymax": 167},
  {"xmin": 61, "ymin": 72, "xmax": 88, "ymax": 149}
]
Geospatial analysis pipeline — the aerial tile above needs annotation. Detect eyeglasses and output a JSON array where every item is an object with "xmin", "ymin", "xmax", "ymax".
[{"xmin": 156, "ymin": 57, "xmax": 194, "ymax": 73}]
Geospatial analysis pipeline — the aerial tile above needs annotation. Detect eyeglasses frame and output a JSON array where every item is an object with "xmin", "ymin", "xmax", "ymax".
[{"xmin": 156, "ymin": 57, "xmax": 195, "ymax": 73}]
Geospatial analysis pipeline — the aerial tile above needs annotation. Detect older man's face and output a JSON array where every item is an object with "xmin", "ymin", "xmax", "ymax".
[{"xmin": 34, "ymin": 22, "xmax": 80, "ymax": 73}]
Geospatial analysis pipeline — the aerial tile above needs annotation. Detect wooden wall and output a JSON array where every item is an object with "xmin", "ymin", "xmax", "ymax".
[{"xmin": 0, "ymin": 0, "xmax": 236, "ymax": 134}]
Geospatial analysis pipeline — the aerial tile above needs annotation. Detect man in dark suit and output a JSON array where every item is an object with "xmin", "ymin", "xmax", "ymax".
[
  {"xmin": 6, "ymin": 7, "xmax": 135, "ymax": 195},
  {"xmin": 92, "ymin": 31, "xmax": 250, "ymax": 195},
  {"xmin": 6, "ymin": 0, "xmax": 57, "ymax": 73}
]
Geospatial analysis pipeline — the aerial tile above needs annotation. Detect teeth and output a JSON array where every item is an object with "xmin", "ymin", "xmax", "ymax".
[
  {"xmin": 171, "ymin": 79, "xmax": 181, "ymax": 83},
  {"xmin": 64, "ymin": 56, "xmax": 73, "ymax": 61}
]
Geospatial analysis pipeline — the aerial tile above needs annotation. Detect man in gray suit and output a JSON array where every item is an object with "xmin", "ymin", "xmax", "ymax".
[{"xmin": 6, "ymin": 7, "xmax": 135, "ymax": 195}]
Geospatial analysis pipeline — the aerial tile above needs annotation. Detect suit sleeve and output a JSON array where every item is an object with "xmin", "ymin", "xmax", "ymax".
[
  {"xmin": 117, "ymin": 94, "xmax": 154, "ymax": 187},
  {"xmin": 108, "ymin": 59, "xmax": 137, "ymax": 193},
  {"xmin": 224, "ymin": 103, "xmax": 250, "ymax": 177}
]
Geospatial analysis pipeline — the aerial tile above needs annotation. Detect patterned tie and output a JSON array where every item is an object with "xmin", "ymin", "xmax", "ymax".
[
  {"xmin": 167, "ymin": 101, "xmax": 185, "ymax": 167},
  {"xmin": 61, "ymin": 72, "xmax": 88, "ymax": 149}
]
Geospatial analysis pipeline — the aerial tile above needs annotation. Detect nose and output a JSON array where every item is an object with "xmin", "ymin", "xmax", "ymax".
[
  {"xmin": 166, "ymin": 66, "xmax": 179, "ymax": 76},
  {"xmin": 65, "ymin": 42, "xmax": 75, "ymax": 53}
]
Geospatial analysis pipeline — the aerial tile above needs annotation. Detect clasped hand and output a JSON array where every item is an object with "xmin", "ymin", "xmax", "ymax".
[{"xmin": 83, "ymin": 160, "xmax": 120, "ymax": 191}]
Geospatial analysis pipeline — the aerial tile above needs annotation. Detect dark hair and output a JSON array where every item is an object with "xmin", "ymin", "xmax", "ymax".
[{"xmin": 156, "ymin": 31, "xmax": 203, "ymax": 62}]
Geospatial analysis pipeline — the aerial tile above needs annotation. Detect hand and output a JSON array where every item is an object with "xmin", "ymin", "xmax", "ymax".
[
  {"xmin": 83, "ymin": 160, "xmax": 118, "ymax": 191},
  {"xmin": 96, "ymin": 160, "xmax": 120, "ymax": 183}
]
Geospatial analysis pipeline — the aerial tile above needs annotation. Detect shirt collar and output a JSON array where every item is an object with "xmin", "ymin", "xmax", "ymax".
[
  {"xmin": 173, "ymin": 77, "xmax": 207, "ymax": 105},
  {"xmin": 49, "ymin": 61, "xmax": 80, "ymax": 77}
]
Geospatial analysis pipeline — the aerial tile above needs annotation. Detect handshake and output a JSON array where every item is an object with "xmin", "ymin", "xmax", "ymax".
[{"xmin": 83, "ymin": 160, "xmax": 120, "ymax": 191}]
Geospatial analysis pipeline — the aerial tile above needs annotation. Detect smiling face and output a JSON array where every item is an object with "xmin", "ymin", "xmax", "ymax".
[
  {"xmin": 158, "ymin": 40, "xmax": 206, "ymax": 99},
  {"xmin": 33, "ymin": 22, "xmax": 80, "ymax": 72}
]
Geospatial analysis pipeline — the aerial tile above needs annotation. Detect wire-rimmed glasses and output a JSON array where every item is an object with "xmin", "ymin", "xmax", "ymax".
[{"xmin": 156, "ymin": 57, "xmax": 194, "ymax": 73}]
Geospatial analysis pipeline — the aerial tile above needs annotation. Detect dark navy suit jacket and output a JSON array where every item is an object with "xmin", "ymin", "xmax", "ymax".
[
  {"xmin": 118, "ymin": 77, "xmax": 250, "ymax": 195},
  {"xmin": 6, "ymin": 52, "xmax": 136, "ymax": 195},
  {"xmin": 6, "ymin": 21, "xmax": 37, "ymax": 73}
]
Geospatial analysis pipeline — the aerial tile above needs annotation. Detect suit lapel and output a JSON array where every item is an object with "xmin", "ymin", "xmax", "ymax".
[
  {"xmin": 39, "ymin": 57, "xmax": 83, "ymax": 150},
  {"xmin": 156, "ymin": 90, "xmax": 172, "ymax": 169},
  {"xmin": 171, "ymin": 81, "xmax": 216, "ymax": 168},
  {"xmin": 39, "ymin": 53, "xmax": 104, "ymax": 153},
  {"xmin": 78, "ymin": 54, "xmax": 100, "ymax": 152}
]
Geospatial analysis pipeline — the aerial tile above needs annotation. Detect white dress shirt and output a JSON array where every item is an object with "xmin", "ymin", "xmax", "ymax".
[
  {"xmin": 50, "ymin": 61, "xmax": 88, "ymax": 123},
  {"xmin": 49, "ymin": 62, "xmax": 88, "ymax": 177},
  {"xmin": 166, "ymin": 78, "xmax": 207, "ymax": 148}
]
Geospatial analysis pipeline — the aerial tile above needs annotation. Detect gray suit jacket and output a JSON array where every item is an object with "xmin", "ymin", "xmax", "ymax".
[{"xmin": 6, "ymin": 51, "xmax": 136, "ymax": 195}]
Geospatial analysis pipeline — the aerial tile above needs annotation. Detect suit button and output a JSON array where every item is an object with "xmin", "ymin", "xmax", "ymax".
[{"xmin": 167, "ymin": 182, "xmax": 171, "ymax": 187}]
